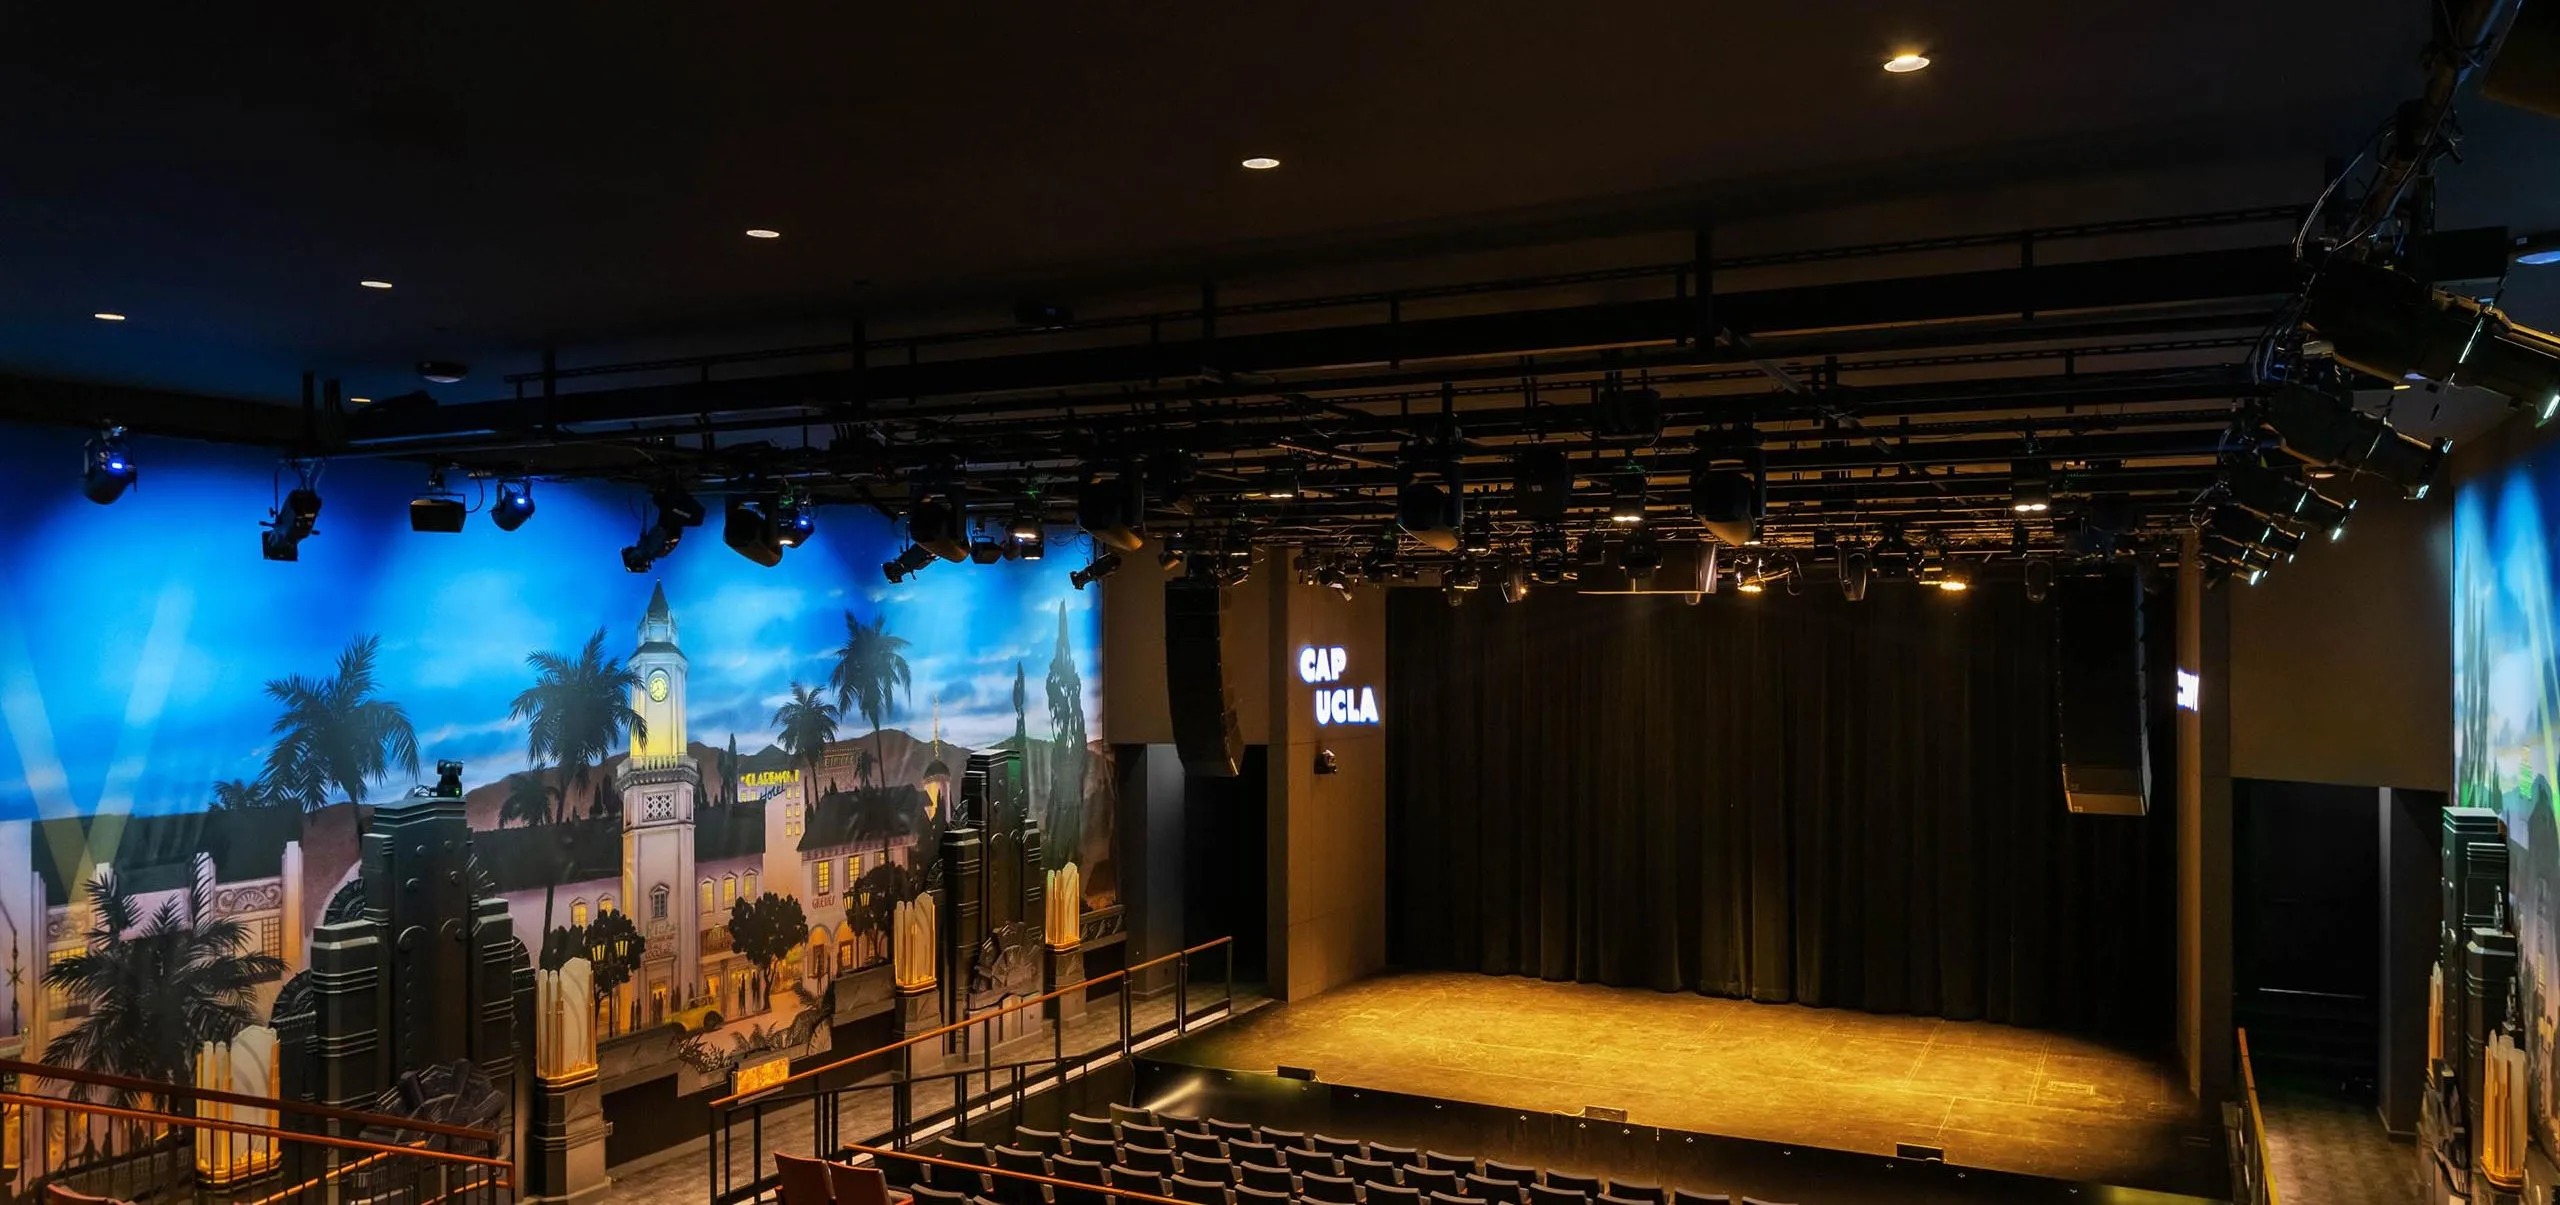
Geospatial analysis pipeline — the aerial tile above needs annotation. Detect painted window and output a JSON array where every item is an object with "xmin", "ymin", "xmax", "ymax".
[
  {"xmin": 571, "ymin": 900, "xmax": 589, "ymax": 928},
  {"xmin": 744, "ymin": 871, "xmax": 758, "ymax": 898},
  {"xmin": 599, "ymin": 894, "xmax": 615, "ymax": 914},
  {"xmin": 722, "ymin": 874, "xmax": 737, "ymax": 909},
  {"xmin": 650, "ymin": 884, "xmax": 670, "ymax": 920},
  {"xmin": 699, "ymin": 879, "xmax": 715, "ymax": 914},
  {"xmin": 815, "ymin": 859, "xmax": 832, "ymax": 895}
]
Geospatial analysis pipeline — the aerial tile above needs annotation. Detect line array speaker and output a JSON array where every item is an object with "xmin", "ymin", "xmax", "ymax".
[
  {"xmin": 2054, "ymin": 565, "xmax": 2151, "ymax": 815},
  {"xmin": 1165, "ymin": 579, "xmax": 1242, "ymax": 777}
]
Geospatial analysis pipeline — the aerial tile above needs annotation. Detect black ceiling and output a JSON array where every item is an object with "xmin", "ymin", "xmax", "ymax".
[{"xmin": 1, "ymin": 1, "xmax": 2430, "ymax": 402}]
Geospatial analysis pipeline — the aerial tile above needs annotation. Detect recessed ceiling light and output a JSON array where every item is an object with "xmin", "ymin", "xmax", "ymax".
[
  {"xmin": 1883, "ymin": 53, "xmax": 1931, "ymax": 73},
  {"xmin": 92, "ymin": 312, "xmax": 126, "ymax": 322},
  {"xmin": 360, "ymin": 279, "xmax": 394, "ymax": 290},
  {"xmin": 1240, "ymin": 157, "xmax": 1281, "ymax": 171},
  {"xmin": 745, "ymin": 228, "xmax": 782, "ymax": 239},
  {"xmin": 348, "ymin": 396, "xmax": 372, "ymax": 405}
]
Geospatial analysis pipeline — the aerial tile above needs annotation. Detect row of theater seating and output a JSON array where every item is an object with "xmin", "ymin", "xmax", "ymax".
[{"xmin": 883, "ymin": 1104, "xmax": 1787, "ymax": 1205}]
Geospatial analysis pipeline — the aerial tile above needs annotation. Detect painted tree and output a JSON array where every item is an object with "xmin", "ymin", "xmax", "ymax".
[
  {"xmin": 1041, "ymin": 603, "xmax": 1088, "ymax": 869},
  {"xmin": 725, "ymin": 892, "xmax": 808, "ymax": 996},
  {"xmin": 773, "ymin": 682, "xmax": 839, "ymax": 774},
  {"xmin": 499, "ymin": 769, "xmax": 560, "ymax": 828},
  {"xmin": 44, "ymin": 872, "xmax": 284, "ymax": 1106},
  {"xmin": 829, "ymin": 612, "xmax": 912, "ymax": 784},
  {"xmin": 511, "ymin": 627, "xmax": 647, "ymax": 931},
  {"xmin": 209, "ymin": 779, "xmax": 275, "ymax": 811},
  {"xmin": 260, "ymin": 634, "xmax": 421, "ymax": 811},
  {"xmin": 583, "ymin": 909, "xmax": 647, "ymax": 1036}
]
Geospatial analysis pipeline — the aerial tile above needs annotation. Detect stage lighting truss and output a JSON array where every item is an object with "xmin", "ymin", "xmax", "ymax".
[
  {"xmin": 2303, "ymin": 256, "xmax": 2560, "ymax": 426},
  {"xmin": 2218, "ymin": 457, "xmax": 2356, "ymax": 542},
  {"xmin": 81, "ymin": 425, "xmax": 135, "ymax": 504}
]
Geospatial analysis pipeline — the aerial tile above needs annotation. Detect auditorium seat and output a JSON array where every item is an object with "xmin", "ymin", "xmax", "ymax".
[
  {"xmin": 1069, "ymin": 1114, "xmax": 1118, "ymax": 1142},
  {"xmin": 1014, "ymin": 1127, "xmax": 1065, "ymax": 1156},
  {"xmin": 1300, "ymin": 1172, "xmax": 1360, "ymax": 1204},
  {"xmin": 1236, "ymin": 1163, "xmax": 1294, "ymax": 1195},
  {"xmin": 1121, "ymin": 1145, "xmax": 1178, "ymax": 1175},
  {"xmin": 1595, "ymin": 1192, "xmax": 1650, "ymax": 1205},
  {"xmin": 1466, "ymin": 1173, "xmax": 1525, "ymax": 1203},
  {"xmin": 1311, "ymin": 1134, "xmax": 1365, "ymax": 1159},
  {"xmin": 1481, "ymin": 1162, "xmax": 1537, "ymax": 1185},
  {"xmin": 1112, "ymin": 1103, "xmax": 1159, "ymax": 1127},
  {"xmin": 938, "ymin": 1137, "xmax": 992, "ymax": 1166},
  {"xmin": 827, "ymin": 1161, "xmax": 898, "ymax": 1205},
  {"xmin": 1051, "ymin": 1167, "xmax": 1112, "ymax": 1205},
  {"xmin": 1526, "ymin": 1183, "xmax": 1589, "ymax": 1205},
  {"xmin": 1123, "ymin": 1122, "xmax": 1172, "ymax": 1150},
  {"xmin": 1421, "ymin": 1152, "xmax": 1476, "ymax": 1174},
  {"xmin": 1283, "ymin": 1147, "xmax": 1338, "ymax": 1177},
  {"xmin": 1235, "ymin": 1187, "xmax": 1292, "ymax": 1205},
  {"xmin": 1068, "ymin": 1134, "xmax": 1119, "ymax": 1165},
  {"xmin": 775, "ymin": 1151, "xmax": 832, "ymax": 1205},
  {"xmin": 1107, "ymin": 1167, "xmax": 1167, "ymax": 1196},
  {"xmin": 1368, "ymin": 1185, "xmax": 1424, "ymax": 1205},
  {"xmin": 1341, "ymin": 1157, "xmax": 1398, "ymax": 1185},
  {"xmin": 910, "ymin": 1186, "xmax": 972, "ymax": 1205},
  {"xmin": 1541, "ymin": 1173, "xmax": 1600, "ymax": 1196},
  {"xmin": 1175, "ymin": 1131, "xmax": 1228, "ymax": 1159},
  {"xmin": 1604, "ymin": 1182, "xmax": 1663, "ymax": 1205},
  {"xmin": 1209, "ymin": 1119, "xmax": 1259, "ymax": 1144},
  {"xmin": 1227, "ymin": 1140, "xmax": 1282, "ymax": 1170},
  {"xmin": 1172, "ymin": 1174, "xmax": 1230, "ymax": 1205},
  {"xmin": 1432, "ymin": 1192, "xmax": 1477, "ymax": 1205},
  {"xmin": 1179, "ymin": 1154, "xmax": 1235, "ymax": 1183},
  {"xmin": 1257, "ymin": 1127, "xmax": 1306, "ymax": 1149},
  {"xmin": 1669, "ymin": 1193, "xmax": 1730, "ymax": 1205},
  {"xmin": 989, "ymin": 1148, "xmax": 1049, "ymax": 1205},
  {"xmin": 1368, "ymin": 1144, "xmax": 1420, "ymax": 1167},
  {"xmin": 1403, "ymin": 1168, "xmax": 1462, "ymax": 1197}
]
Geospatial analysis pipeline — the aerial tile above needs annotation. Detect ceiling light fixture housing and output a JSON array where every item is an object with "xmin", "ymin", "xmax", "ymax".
[
  {"xmin": 1883, "ymin": 53, "xmax": 1931, "ymax": 73},
  {"xmin": 360, "ymin": 280, "xmax": 394, "ymax": 290},
  {"xmin": 745, "ymin": 228, "xmax": 781, "ymax": 239},
  {"xmin": 1240, "ymin": 157, "xmax": 1281, "ymax": 170}
]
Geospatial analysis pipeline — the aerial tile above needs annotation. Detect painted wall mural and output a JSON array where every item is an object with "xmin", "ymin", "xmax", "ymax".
[
  {"xmin": 0, "ymin": 425, "xmax": 1112, "ymax": 1098},
  {"xmin": 2457, "ymin": 447, "xmax": 2560, "ymax": 1151}
]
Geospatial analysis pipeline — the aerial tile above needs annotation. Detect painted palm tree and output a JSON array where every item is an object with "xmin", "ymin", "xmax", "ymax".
[
  {"xmin": 772, "ymin": 682, "xmax": 840, "ymax": 775},
  {"xmin": 259, "ymin": 634, "xmax": 421, "ymax": 812},
  {"xmin": 511, "ymin": 627, "xmax": 647, "ymax": 930},
  {"xmin": 499, "ymin": 770, "xmax": 561, "ymax": 828},
  {"xmin": 209, "ymin": 779, "xmax": 273, "ymax": 810},
  {"xmin": 44, "ymin": 871, "xmax": 284, "ymax": 1109},
  {"xmin": 829, "ymin": 612, "xmax": 912, "ymax": 780},
  {"xmin": 855, "ymin": 749, "xmax": 876, "ymax": 788}
]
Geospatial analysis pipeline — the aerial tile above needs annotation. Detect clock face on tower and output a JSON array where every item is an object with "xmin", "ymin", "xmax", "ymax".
[{"xmin": 648, "ymin": 669, "xmax": 669, "ymax": 703}]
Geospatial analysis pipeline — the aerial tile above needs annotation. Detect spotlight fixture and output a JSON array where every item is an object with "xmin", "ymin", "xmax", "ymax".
[
  {"xmin": 1883, "ymin": 52, "xmax": 1931, "ymax": 73},
  {"xmin": 1937, "ymin": 560, "xmax": 1973, "ymax": 593},
  {"xmin": 653, "ymin": 488, "xmax": 708, "ymax": 530},
  {"xmin": 409, "ymin": 468, "xmax": 467, "ymax": 533},
  {"xmin": 1690, "ymin": 431, "xmax": 1766, "ymax": 547},
  {"xmin": 261, "ymin": 470, "xmax": 323, "ymax": 562},
  {"xmin": 1070, "ymin": 551, "xmax": 1124, "ymax": 590},
  {"xmin": 2010, "ymin": 458, "xmax": 2052, "ymax": 513},
  {"xmin": 724, "ymin": 496, "xmax": 785, "ymax": 567},
  {"xmin": 492, "ymin": 477, "xmax": 536, "ymax": 531},
  {"xmin": 1840, "ymin": 546, "xmax": 1873, "ymax": 602},
  {"xmin": 1499, "ymin": 563, "xmax": 1530, "ymax": 604},
  {"xmin": 1527, "ymin": 526, "xmax": 1568, "ymax": 585},
  {"xmin": 881, "ymin": 544, "xmax": 936, "ymax": 583},
  {"xmin": 2208, "ymin": 508, "xmax": 2304, "ymax": 562},
  {"xmin": 1460, "ymin": 519, "xmax": 1494, "ymax": 557},
  {"xmin": 1258, "ymin": 460, "xmax": 1305, "ymax": 500},
  {"xmin": 2259, "ymin": 382, "xmax": 2447, "ymax": 499},
  {"xmin": 1397, "ymin": 480, "xmax": 1462, "ymax": 552},
  {"xmin": 1512, "ymin": 447, "xmax": 1574, "ymax": 523},
  {"xmin": 1076, "ymin": 467, "xmax": 1148, "ymax": 552},
  {"xmin": 969, "ymin": 520, "xmax": 1006, "ymax": 565},
  {"xmin": 2023, "ymin": 559, "xmax": 2055, "ymax": 603},
  {"xmin": 2302, "ymin": 257, "xmax": 2560, "ymax": 426},
  {"xmin": 81, "ymin": 426, "xmax": 135, "ymax": 504},
  {"xmin": 907, "ymin": 496, "xmax": 970, "ymax": 562},
  {"xmin": 1240, "ymin": 156, "xmax": 1281, "ymax": 170},
  {"xmin": 1608, "ymin": 461, "xmax": 1649, "ymax": 524},
  {"xmin": 1617, "ymin": 531, "xmax": 1662, "ymax": 585},
  {"xmin": 1157, "ymin": 538, "xmax": 1188, "ymax": 578},
  {"xmin": 622, "ymin": 508, "xmax": 684, "ymax": 573},
  {"xmin": 776, "ymin": 494, "xmax": 816, "ymax": 548},
  {"xmin": 2220, "ymin": 458, "xmax": 2355, "ymax": 541},
  {"xmin": 1735, "ymin": 571, "xmax": 1765, "ymax": 594},
  {"xmin": 1009, "ymin": 496, "xmax": 1046, "ymax": 560}
]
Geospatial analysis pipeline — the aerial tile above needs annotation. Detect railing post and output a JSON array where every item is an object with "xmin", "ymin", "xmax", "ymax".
[
  {"xmin": 1175, "ymin": 952, "xmax": 1189, "ymax": 1035},
  {"xmin": 1119, "ymin": 971, "xmax": 1133, "ymax": 1059},
  {"xmin": 751, "ymin": 1105, "xmax": 764, "ymax": 1199},
  {"xmin": 708, "ymin": 1107, "xmax": 722, "ymax": 1204},
  {"xmin": 1223, "ymin": 941, "xmax": 1234, "ymax": 1016}
]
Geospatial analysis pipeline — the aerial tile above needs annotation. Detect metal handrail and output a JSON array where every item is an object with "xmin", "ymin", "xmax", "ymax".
[
  {"xmin": 2236, "ymin": 1027, "xmax": 2278, "ymax": 1205},
  {"xmin": 712, "ymin": 935, "xmax": 1234, "ymax": 1108},
  {"xmin": 0, "ymin": 1056, "xmax": 504, "ymax": 1144},
  {"xmin": 849, "ymin": 1141, "xmax": 1192, "ymax": 1205},
  {"xmin": 0, "ymin": 1091, "xmax": 515, "ymax": 1177}
]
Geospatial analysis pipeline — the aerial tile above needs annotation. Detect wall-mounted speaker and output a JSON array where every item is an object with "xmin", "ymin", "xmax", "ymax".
[
  {"xmin": 2054, "ymin": 566, "xmax": 2150, "ymax": 815},
  {"xmin": 1165, "ymin": 579, "xmax": 1242, "ymax": 777}
]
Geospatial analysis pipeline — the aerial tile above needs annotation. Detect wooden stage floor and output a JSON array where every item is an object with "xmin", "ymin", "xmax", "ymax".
[{"xmin": 1154, "ymin": 970, "xmax": 2225, "ymax": 1197}]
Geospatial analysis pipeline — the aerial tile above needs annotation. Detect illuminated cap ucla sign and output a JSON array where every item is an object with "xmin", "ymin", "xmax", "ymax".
[{"xmin": 1298, "ymin": 645, "xmax": 1380, "ymax": 726}]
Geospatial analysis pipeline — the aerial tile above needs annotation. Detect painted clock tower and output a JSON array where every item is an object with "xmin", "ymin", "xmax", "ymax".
[{"xmin": 619, "ymin": 581, "xmax": 699, "ymax": 1023}]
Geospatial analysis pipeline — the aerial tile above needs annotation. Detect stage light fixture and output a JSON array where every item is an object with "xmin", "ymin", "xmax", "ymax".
[
  {"xmin": 2010, "ymin": 458, "xmax": 2052, "ymax": 513},
  {"xmin": 1690, "ymin": 433, "xmax": 1765, "ymax": 547},
  {"xmin": 2220, "ymin": 458, "xmax": 2356, "ymax": 540},
  {"xmin": 969, "ymin": 521, "xmax": 1006, "ymax": 565},
  {"xmin": 2023, "ymin": 559, "xmax": 2054, "ymax": 603},
  {"xmin": 1528, "ymin": 526, "xmax": 1568, "ymax": 584},
  {"xmin": 1937, "ymin": 561, "xmax": 1973, "ymax": 593},
  {"xmin": 1461, "ymin": 519, "xmax": 1494, "ymax": 557},
  {"xmin": 1070, "ymin": 551, "xmax": 1123, "ymax": 591},
  {"xmin": 1511, "ymin": 447, "xmax": 1574, "ymax": 523},
  {"xmin": 1840, "ymin": 547, "xmax": 1873, "ymax": 602},
  {"xmin": 907, "ymin": 497, "xmax": 970, "ymax": 563},
  {"xmin": 724, "ymin": 496, "xmax": 785, "ymax": 567},
  {"xmin": 2302, "ymin": 256, "xmax": 2560, "ymax": 426},
  {"xmin": 881, "ymin": 543, "xmax": 936, "ymax": 583},
  {"xmin": 492, "ymin": 477, "xmax": 536, "ymax": 531},
  {"xmin": 81, "ymin": 426, "xmax": 135, "ymax": 504},
  {"xmin": 1397, "ymin": 480, "xmax": 1462, "ymax": 552},
  {"xmin": 776, "ymin": 496, "xmax": 816, "ymax": 548},
  {"xmin": 1608, "ymin": 461, "xmax": 1649, "ymax": 525},
  {"xmin": 261, "ymin": 481, "xmax": 323, "ymax": 562},
  {"xmin": 1617, "ymin": 532, "xmax": 1662, "ymax": 585},
  {"xmin": 2259, "ymin": 383, "xmax": 2447, "ymax": 499},
  {"xmin": 1076, "ymin": 467, "xmax": 1148, "ymax": 552},
  {"xmin": 2208, "ymin": 508, "xmax": 2304, "ymax": 562},
  {"xmin": 1500, "ymin": 563, "xmax": 1530, "ymax": 604},
  {"xmin": 409, "ymin": 468, "xmax": 466, "ymax": 533},
  {"xmin": 1256, "ymin": 461, "xmax": 1304, "ymax": 500}
]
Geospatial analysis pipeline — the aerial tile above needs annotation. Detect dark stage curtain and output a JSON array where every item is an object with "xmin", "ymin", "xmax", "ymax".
[{"xmin": 1385, "ymin": 583, "xmax": 2177, "ymax": 1040}]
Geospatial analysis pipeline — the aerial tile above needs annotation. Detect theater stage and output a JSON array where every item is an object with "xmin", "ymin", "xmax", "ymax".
[{"xmin": 1150, "ymin": 971, "xmax": 2224, "ymax": 1198}]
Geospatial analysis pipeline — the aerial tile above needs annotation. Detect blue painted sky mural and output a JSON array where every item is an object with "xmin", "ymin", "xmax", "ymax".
[{"xmin": 0, "ymin": 426, "xmax": 1103, "ymax": 821}]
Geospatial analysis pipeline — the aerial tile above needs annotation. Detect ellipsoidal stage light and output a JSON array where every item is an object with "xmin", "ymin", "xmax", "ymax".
[
  {"xmin": 409, "ymin": 468, "xmax": 467, "ymax": 533},
  {"xmin": 492, "ymin": 478, "xmax": 537, "ymax": 531},
  {"xmin": 1397, "ymin": 480, "xmax": 1462, "ymax": 552},
  {"xmin": 776, "ymin": 496, "xmax": 815, "ymax": 548},
  {"xmin": 1077, "ymin": 468, "xmax": 1148, "ymax": 552},
  {"xmin": 2221, "ymin": 458, "xmax": 2356, "ymax": 541},
  {"xmin": 81, "ymin": 426, "xmax": 135, "ymax": 504},
  {"xmin": 1069, "ymin": 551, "xmax": 1123, "ymax": 590},
  {"xmin": 2208, "ymin": 508, "xmax": 2305, "ymax": 563},
  {"xmin": 2010, "ymin": 458, "xmax": 2052, "ymax": 513},
  {"xmin": 881, "ymin": 544, "xmax": 936, "ymax": 583},
  {"xmin": 723, "ymin": 497, "xmax": 785, "ymax": 567},
  {"xmin": 2259, "ymin": 383, "xmax": 2449, "ymax": 499},
  {"xmin": 1608, "ymin": 461, "xmax": 1649, "ymax": 526},
  {"xmin": 262, "ymin": 485, "xmax": 322, "ymax": 562},
  {"xmin": 1689, "ymin": 432, "xmax": 1765, "ymax": 547}
]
